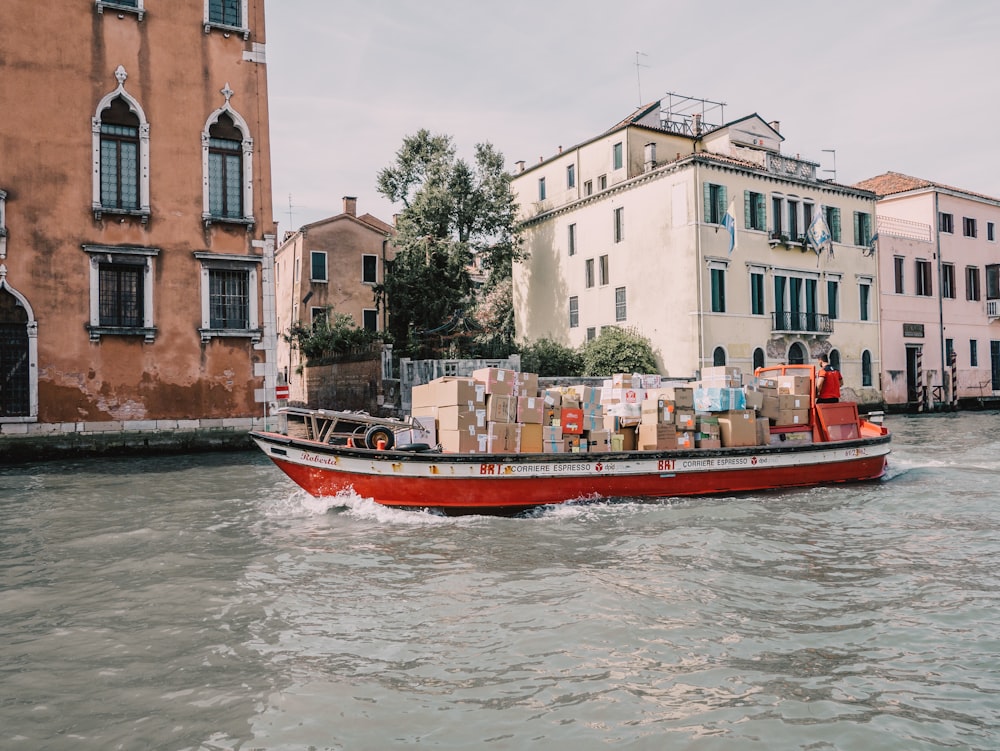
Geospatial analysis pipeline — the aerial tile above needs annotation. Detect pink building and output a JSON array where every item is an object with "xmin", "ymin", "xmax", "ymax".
[{"xmin": 856, "ymin": 172, "xmax": 1000, "ymax": 407}]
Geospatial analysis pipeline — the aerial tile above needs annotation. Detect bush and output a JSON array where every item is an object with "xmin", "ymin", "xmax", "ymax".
[
  {"xmin": 518, "ymin": 338, "xmax": 584, "ymax": 377},
  {"xmin": 581, "ymin": 327, "xmax": 658, "ymax": 376},
  {"xmin": 286, "ymin": 312, "xmax": 380, "ymax": 361}
]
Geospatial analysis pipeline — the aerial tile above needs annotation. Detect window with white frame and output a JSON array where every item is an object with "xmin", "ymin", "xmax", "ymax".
[
  {"xmin": 854, "ymin": 211, "xmax": 873, "ymax": 246},
  {"xmin": 96, "ymin": 0, "xmax": 144, "ymax": 19},
  {"xmin": 538, "ymin": 177, "xmax": 546, "ymax": 201},
  {"xmin": 568, "ymin": 223, "xmax": 577, "ymax": 256},
  {"xmin": 362, "ymin": 254, "xmax": 377, "ymax": 284},
  {"xmin": 894, "ymin": 256, "xmax": 905, "ymax": 294},
  {"xmin": 567, "ymin": 164, "xmax": 575, "ymax": 189},
  {"xmin": 915, "ymin": 259, "xmax": 933, "ymax": 296},
  {"xmin": 787, "ymin": 198, "xmax": 800, "ymax": 240},
  {"xmin": 310, "ymin": 307, "xmax": 328, "ymax": 326},
  {"xmin": 825, "ymin": 206, "xmax": 842, "ymax": 242},
  {"xmin": 967, "ymin": 266, "xmax": 981, "ymax": 301},
  {"xmin": 750, "ymin": 268, "xmax": 765, "ymax": 315},
  {"xmin": 745, "ymin": 190, "xmax": 766, "ymax": 231},
  {"xmin": 204, "ymin": 0, "xmax": 249, "ymax": 37},
  {"xmin": 615, "ymin": 287, "xmax": 627, "ymax": 321},
  {"xmin": 363, "ymin": 309, "xmax": 378, "ymax": 332},
  {"xmin": 827, "ymin": 277, "xmax": 840, "ymax": 320},
  {"xmin": 202, "ymin": 89, "xmax": 254, "ymax": 228},
  {"xmin": 310, "ymin": 251, "xmax": 327, "ymax": 282},
  {"xmin": 569, "ymin": 296, "xmax": 579, "ymax": 328},
  {"xmin": 942, "ymin": 263, "xmax": 956, "ymax": 299},
  {"xmin": 82, "ymin": 244, "xmax": 158, "ymax": 342},
  {"xmin": 704, "ymin": 183, "xmax": 726, "ymax": 224},
  {"xmin": 92, "ymin": 66, "xmax": 150, "ymax": 221},
  {"xmin": 194, "ymin": 253, "xmax": 261, "ymax": 341},
  {"xmin": 988, "ymin": 222, "xmax": 995, "ymax": 242},
  {"xmin": 599, "ymin": 254, "xmax": 609, "ymax": 286},
  {"xmin": 859, "ymin": 277, "xmax": 872, "ymax": 321},
  {"xmin": 613, "ymin": 206, "xmax": 624, "ymax": 242},
  {"xmin": 963, "ymin": 217, "xmax": 977, "ymax": 238},
  {"xmin": 939, "ymin": 212, "xmax": 954, "ymax": 233},
  {"xmin": 585, "ymin": 258, "xmax": 594, "ymax": 289},
  {"xmin": 613, "ymin": 142, "xmax": 623, "ymax": 170}
]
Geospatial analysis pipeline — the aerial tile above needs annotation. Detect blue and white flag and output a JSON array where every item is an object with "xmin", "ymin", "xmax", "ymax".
[
  {"xmin": 722, "ymin": 199, "xmax": 737, "ymax": 254},
  {"xmin": 807, "ymin": 205, "xmax": 833, "ymax": 257}
]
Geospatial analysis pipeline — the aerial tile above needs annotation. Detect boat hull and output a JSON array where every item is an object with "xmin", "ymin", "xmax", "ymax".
[{"xmin": 251, "ymin": 430, "xmax": 891, "ymax": 514}]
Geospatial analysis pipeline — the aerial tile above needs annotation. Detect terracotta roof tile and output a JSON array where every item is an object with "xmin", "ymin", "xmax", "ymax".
[{"xmin": 855, "ymin": 171, "xmax": 999, "ymax": 202}]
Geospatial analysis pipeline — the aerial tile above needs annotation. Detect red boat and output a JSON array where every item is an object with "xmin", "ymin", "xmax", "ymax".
[{"xmin": 251, "ymin": 373, "xmax": 890, "ymax": 516}]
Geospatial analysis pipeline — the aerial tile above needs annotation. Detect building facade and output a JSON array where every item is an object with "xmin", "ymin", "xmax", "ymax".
[
  {"xmin": 0, "ymin": 0, "xmax": 277, "ymax": 436},
  {"xmin": 855, "ymin": 172, "xmax": 1000, "ymax": 407},
  {"xmin": 512, "ymin": 98, "xmax": 882, "ymax": 403},
  {"xmin": 275, "ymin": 197, "xmax": 395, "ymax": 402}
]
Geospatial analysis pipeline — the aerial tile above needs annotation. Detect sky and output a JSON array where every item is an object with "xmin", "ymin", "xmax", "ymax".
[{"xmin": 263, "ymin": 0, "xmax": 999, "ymax": 232}]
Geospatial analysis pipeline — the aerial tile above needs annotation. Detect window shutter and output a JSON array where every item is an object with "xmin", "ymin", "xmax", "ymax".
[
  {"xmin": 744, "ymin": 191, "xmax": 751, "ymax": 229},
  {"xmin": 703, "ymin": 183, "xmax": 712, "ymax": 223},
  {"xmin": 757, "ymin": 194, "xmax": 767, "ymax": 230},
  {"xmin": 853, "ymin": 212, "xmax": 861, "ymax": 245},
  {"xmin": 719, "ymin": 186, "xmax": 727, "ymax": 223}
]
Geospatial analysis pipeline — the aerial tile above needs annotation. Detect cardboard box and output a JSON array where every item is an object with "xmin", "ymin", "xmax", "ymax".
[
  {"xmin": 641, "ymin": 397, "xmax": 675, "ymax": 425},
  {"xmin": 517, "ymin": 396, "xmax": 544, "ymax": 424},
  {"xmin": 774, "ymin": 409, "xmax": 810, "ymax": 426},
  {"xmin": 542, "ymin": 439, "xmax": 565, "ymax": 453},
  {"xmin": 638, "ymin": 422, "xmax": 677, "ymax": 450},
  {"xmin": 612, "ymin": 427, "xmax": 637, "ymax": 451},
  {"xmin": 472, "ymin": 367, "xmax": 515, "ymax": 396},
  {"xmin": 676, "ymin": 431, "xmax": 693, "ymax": 449},
  {"xmin": 570, "ymin": 385, "xmax": 600, "ymax": 406},
  {"xmin": 702, "ymin": 366, "xmax": 743, "ymax": 381},
  {"xmin": 696, "ymin": 416, "xmax": 721, "ymax": 437},
  {"xmin": 434, "ymin": 376, "xmax": 486, "ymax": 407},
  {"xmin": 718, "ymin": 409, "xmax": 757, "ymax": 447},
  {"xmin": 561, "ymin": 408, "xmax": 584, "ymax": 434},
  {"xmin": 411, "ymin": 381, "xmax": 438, "ymax": 411},
  {"xmin": 541, "ymin": 425, "xmax": 563, "ymax": 442},
  {"xmin": 760, "ymin": 395, "xmax": 781, "ymax": 420},
  {"xmin": 505, "ymin": 422, "xmax": 520, "ymax": 452},
  {"xmin": 778, "ymin": 393, "xmax": 809, "ymax": 410},
  {"xmin": 744, "ymin": 389, "xmax": 765, "ymax": 411},
  {"xmin": 755, "ymin": 417, "xmax": 771, "ymax": 446},
  {"xmin": 515, "ymin": 371, "xmax": 539, "ymax": 397},
  {"xmin": 696, "ymin": 437, "xmax": 722, "ymax": 449},
  {"xmin": 693, "ymin": 387, "xmax": 746, "ymax": 412},
  {"xmin": 518, "ymin": 423, "xmax": 543, "ymax": 453},
  {"xmin": 675, "ymin": 411, "xmax": 696, "ymax": 430},
  {"xmin": 542, "ymin": 389, "xmax": 562, "ymax": 407},
  {"xmin": 439, "ymin": 428, "xmax": 487, "ymax": 453},
  {"xmin": 486, "ymin": 422, "xmax": 508, "ymax": 453},
  {"xmin": 661, "ymin": 386, "xmax": 694, "ymax": 409},
  {"xmin": 777, "ymin": 375, "xmax": 811, "ymax": 396},
  {"xmin": 587, "ymin": 429, "xmax": 611, "ymax": 452},
  {"xmin": 485, "ymin": 394, "xmax": 514, "ymax": 423},
  {"xmin": 434, "ymin": 406, "xmax": 486, "ymax": 432}
]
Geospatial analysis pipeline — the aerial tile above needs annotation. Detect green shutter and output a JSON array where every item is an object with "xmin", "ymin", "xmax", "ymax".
[
  {"xmin": 757, "ymin": 194, "xmax": 767, "ymax": 230},
  {"xmin": 744, "ymin": 191, "xmax": 751, "ymax": 229},
  {"xmin": 719, "ymin": 186, "xmax": 727, "ymax": 224},
  {"xmin": 703, "ymin": 182, "xmax": 712, "ymax": 223}
]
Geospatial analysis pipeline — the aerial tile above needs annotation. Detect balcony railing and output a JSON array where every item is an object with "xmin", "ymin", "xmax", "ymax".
[
  {"xmin": 988, "ymin": 299, "xmax": 1000, "ymax": 319},
  {"xmin": 771, "ymin": 311, "xmax": 833, "ymax": 334}
]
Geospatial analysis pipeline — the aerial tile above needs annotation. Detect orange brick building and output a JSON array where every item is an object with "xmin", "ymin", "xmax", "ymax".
[{"xmin": 0, "ymin": 0, "xmax": 278, "ymax": 439}]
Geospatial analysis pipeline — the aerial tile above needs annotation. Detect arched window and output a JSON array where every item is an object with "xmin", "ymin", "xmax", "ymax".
[
  {"xmin": 829, "ymin": 349, "xmax": 841, "ymax": 370},
  {"xmin": 0, "ymin": 279, "xmax": 38, "ymax": 421},
  {"xmin": 92, "ymin": 66, "xmax": 150, "ymax": 221},
  {"xmin": 862, "ymin": 350, "xmax": 872, "ymax": 387},
  {"xmin": 788, "ymin": 342, "xmax": 806, "ymax": 364},
  {"xmin": 713, "ymin": 346, "xmax": 726, "ymax": 366},
  {"xmin": 202, "ymin": 87, "xmax": 254, "ymax": 228},
  {"xmin": 753, "ymin": 347, "xmax": 765, "ymax": 372}
]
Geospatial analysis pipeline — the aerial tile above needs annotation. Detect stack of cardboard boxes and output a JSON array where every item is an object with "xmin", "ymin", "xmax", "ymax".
[{"xmin": 411, "ymin": 366, "xmax": 815, "ymax": 454}]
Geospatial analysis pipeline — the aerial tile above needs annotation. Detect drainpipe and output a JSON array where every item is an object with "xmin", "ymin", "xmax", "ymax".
[
  {"xmin": 695, "ymin": 159, "xmax": 705, "ymax": 378},
  {"xmin": 381, "ymin": 234, "xmax": 389, "ymax": 333},
  {"xmin": 934, "ymin": 190, "xmax": 945, "ymax": 406}
]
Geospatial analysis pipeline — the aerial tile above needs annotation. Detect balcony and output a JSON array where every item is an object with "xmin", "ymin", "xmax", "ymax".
[
  {"xmin": 771, "ymin": 311, "xmax": 833, "ymax": 335},
  {"xmin": 988, "ymin": 299, "xmax": 1000, "ymax": 319}
]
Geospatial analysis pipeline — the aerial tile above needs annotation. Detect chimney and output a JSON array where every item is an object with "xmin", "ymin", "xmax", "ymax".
[
  {"xmin": 769, "ymin": 121, "xmax": 780, "ymax": 133},
  {"xmin": 644, "ymin": 142, "xmax": 657, "ymax": 172},
  {"xmin": 692, "ymin": 113, "xmax": 702, "ymax": 136},
  {"xmin": 343, "ymin": 196, "xmax": 357, "ymax": 216},
  {"xmin": 515, "ymin": 160, "xmax": 525, "ymax": 173}
]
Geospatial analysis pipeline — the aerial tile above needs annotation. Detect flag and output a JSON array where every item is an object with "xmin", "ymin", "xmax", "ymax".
[
  {"xmin": 722, "ymin": 199, "xmax": 737, "ymax": 254},
  {"xmin": 866, "ymin": 232, "xmax": 879, "ymax": 257},
  {"xmin": 807, "ymin": 205, "xmax": 832, "ymax": 257}
]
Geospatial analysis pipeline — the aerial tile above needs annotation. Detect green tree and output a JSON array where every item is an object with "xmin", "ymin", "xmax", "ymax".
[
  {"xmin": 374, "ymin": 130, "xmax": 523, "ymax": 358},
  {"xmin": 519, "ymin": 337, "xmax": 584, "ymax": 377},
  {"xmin": 581, "ymin": 327, "xmax": 658, "ymax": 376}
]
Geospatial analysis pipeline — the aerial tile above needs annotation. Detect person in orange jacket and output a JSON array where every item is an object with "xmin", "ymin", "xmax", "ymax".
[{"xmin": 815, "ymin": 354, "xmax": 842, "ymax": 403}]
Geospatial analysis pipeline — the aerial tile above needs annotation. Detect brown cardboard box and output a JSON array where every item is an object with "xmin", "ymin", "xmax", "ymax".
[
  {"xmin": 744, "ymin": 389, "xmax": 765, "ymax": 411},
  {"xmin": 675, "ymin": 411, "xmax": 696, "ymax": 430},
  {"xmin": 661, "ymin": 386, "xmax": 694, "ymax": 409},
  {"xmin": 696, "ymin": 437, "xmax": 722, "ymax": 449},
  {"xmin": 755, "ymin": 417, "xmax": 771, "ymax": 446},
  {"xmin": 641, "ymin": 397, "xmax": 675, "ymax": 425},
  {"xmin": 760, "ymin": 395, "xmax": 781, "ymax": 420},
  {"xmin": 472, "ymin": 367, "xmax": 515, "ymax": 396},
  {"xmin": 433, "ymin": 376, "xmax": 486, "ymax": 407},
  {"xmin": 517, "ymin": 396, "xmax": 544, "ymax": 424},
  {"xmin": 485, "ymin": 394, "xmax": 514, "ymax": 423},
  {"xmin": 638, "ymin": 422, "xmax": 677, "ymax": 450},
  {"xmin": 515, "ymin": 372, "xmax": 539, "ymax": 397},
  {"xmin": 486, "ymin": 422, "xmax": 508, "ymax": 453},
  {"xmin": 775, "ymin": 409, "xmax": 810, "ymax": 426},
  {"xmin": 542, "ymin": 389, "xmax": 562, "ymax": 408},
  {"xmin": 587, "ymin": 429, "xmax": 612, "ymax": 452},
  {"xmin": 439, "ymin": 428, "xmax": 488, "ymax": 454},
  {"xmin": 718, "ymin": 409, "xmax": 757, "ymax": 447},
  {"xmin": 776, "ymin": 375, "xmax": 811, "ymax": 396},
  {"xmin": 505, "ymin": 422, "xmax": 520, "ymax": 452},
  {"xmin": 434, "ymin": 406, "xmax": 486, "ymax": 432},
  {"xmin": 612, "ymin": 427, "xmax": 637, "ymax": 451},
  {"xmin": 411, "ymin": 381, "xmax": 437, "ymax": 411},
  {"xmin": 518, "ymin": 423, "xmax": 543, "ymax": 453},
  {"xmin": 778, "ymin": 393, "xmax": 809, "ymax": 410},
  {"xmin": 542, "ymin": 439, "xmax": 564, "ymax": 453},
  {"xmin": 676, "ymin": 431, "xmax": 694, "ymax": 449}
]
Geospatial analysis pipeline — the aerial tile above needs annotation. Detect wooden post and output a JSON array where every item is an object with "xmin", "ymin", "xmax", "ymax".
[
  {"xmin": 950, "ymin": 350, "xmax": 958, "ymax": 410},
  {"xmin": 916, "ymin": 348, "xmax": 924, "ymax": 412}
]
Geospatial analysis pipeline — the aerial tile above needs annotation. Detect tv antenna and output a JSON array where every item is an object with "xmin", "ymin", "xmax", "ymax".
[
  {"xmin": 635, "ymin": 51, "xmax": 649, "ymax": 107},
  {"xmin": 286, "ymin": 193, "xmax": 298, "ymax": 230}
]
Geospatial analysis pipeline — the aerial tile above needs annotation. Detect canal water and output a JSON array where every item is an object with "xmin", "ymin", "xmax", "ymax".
[{"xmin": 2, "ymin": 412, "xmax": 999, "ymax": 751}]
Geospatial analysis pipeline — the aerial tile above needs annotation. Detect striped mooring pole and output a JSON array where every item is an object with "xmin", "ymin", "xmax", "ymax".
[
  {"xmin": 950, "ymin": 350, "xmax": 958, "ymax": 410},
  {"xmin": 916, "ymin": 347, "xmax": 924, "ymax": 412}
]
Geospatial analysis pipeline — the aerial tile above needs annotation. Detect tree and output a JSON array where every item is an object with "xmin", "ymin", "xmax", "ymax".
[
  {"xmin": 519, "ymin": 337, "xmax": 584, "ymax": 377},
  {"xmin": 285, "ymin": 311, "xmax": 379, "ymax": 362},
  {"xmin": 581, "ymin": 327, "xmax": 658, "ymax": 376},
  {"xmin": 374, "ymin": 130, "xmax": 523, "ymax": 359}
]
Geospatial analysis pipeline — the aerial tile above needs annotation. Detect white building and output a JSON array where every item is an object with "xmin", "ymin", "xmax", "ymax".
[{"xmin": 512, "ymin": 96, "xmax": 882, "ymax": 403}]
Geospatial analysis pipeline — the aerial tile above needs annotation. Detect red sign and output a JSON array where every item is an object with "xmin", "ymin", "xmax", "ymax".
[{"xmin": 275, "ymin": 385, "xmax": 289, "ymax": 400}]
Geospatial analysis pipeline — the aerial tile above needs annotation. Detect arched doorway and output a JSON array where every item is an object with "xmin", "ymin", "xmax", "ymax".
[
  {"xmin": 752, "ymin": 347, "xmax": 765, "ymax": 372},
  {"xmin": 788, "ymin": 342, "xmax": 807, "ymax": 365},
  {"xmin": 0, "ymin": 286, "xmax": 30, "ymax": 417},
  {"xmin": 712, "ymin": 346, "xmax": 726, "ymax": 366}
]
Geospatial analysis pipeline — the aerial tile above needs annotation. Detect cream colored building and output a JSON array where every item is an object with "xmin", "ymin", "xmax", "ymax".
[
  {"xmin": 512, "ymin": 98, "xmax": 882, "ymax": 402},
  {"xmin": 275, "ymin": 197, "xmax": 395, "ymax": 401},
  {"xmin": 855, "ymin": 172, "xmax": 1000, "ymax": 407}
]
